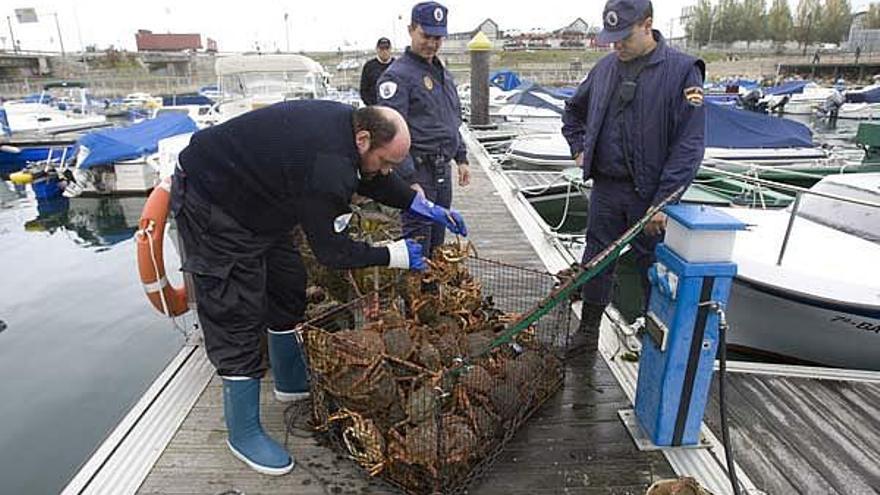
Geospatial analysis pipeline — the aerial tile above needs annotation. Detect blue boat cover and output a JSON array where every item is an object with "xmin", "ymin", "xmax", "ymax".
[
  {"xmin": 0, "ymin": 108, "xmax": 9, "ymax": 136},
  {"xmin": 763, "ymin": 80, "xmax": 810, "ymax": 96},
  {"xmin": 77, "ymin": 114, "xmax": 197, "ymax": 169},
  {"xmin": 161, "ymin": 94, "xmax": 214, "ymax": 106},
  {"xmin": 846, "ymin": 86, "xmax": 880, "ymax": 103},
  {"xmin": 489, "ymin": 70, "xmax": 522, "ymax": 91},
  {"xmin": 706, "ymin": 101, "xmax": 813, "ymax": 148},
  {"xmin": 504, "ymin": 82, "xmax": 565, "ymax": 114}
]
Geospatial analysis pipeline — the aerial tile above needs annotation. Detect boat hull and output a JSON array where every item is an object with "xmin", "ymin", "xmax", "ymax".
[{"xmin": 727, "ymin": 277, "xmax": 880, "ymax": 370}]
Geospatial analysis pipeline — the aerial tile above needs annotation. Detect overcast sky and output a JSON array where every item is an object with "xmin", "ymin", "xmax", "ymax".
[{"xmin": 1, "ymin": 0, "xmax": 874, "ymax": 54}]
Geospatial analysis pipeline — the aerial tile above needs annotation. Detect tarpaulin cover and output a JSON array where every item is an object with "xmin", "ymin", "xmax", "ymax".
[
  {"xmin": 763, "ymin": 80, "xmax": 810, "ymax": 96},
  {"xmin": 504, "ymin": 82, "xmax": 565, "ymax": 114},
  {"xmin": 846, "ymin": 85, "xmax": 880, "ymax": 103},
  {"xmin": 77, "ymin": 113, "xmax": 197, "ymax": 169},
  {"xmin": 706, "ymin": 101, "xmax": 813, "ymax": 148},
  {"xmin": 489, "ymin": 70, "xmax": 522, "ymax": 91}
]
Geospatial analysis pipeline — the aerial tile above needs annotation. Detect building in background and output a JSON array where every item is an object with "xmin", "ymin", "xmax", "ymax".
[{"xmin": 135, "ymin": 30, "xmax": 203, "ymax": 52}]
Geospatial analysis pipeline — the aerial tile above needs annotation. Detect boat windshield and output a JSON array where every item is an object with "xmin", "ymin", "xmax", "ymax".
[
  {"xmin": 795, "ymin": 180, "xmax": 880, "ymax": 244},
  {"xmin": 221, "ymin": 71, "xmax": 326, "ymax": 99}
]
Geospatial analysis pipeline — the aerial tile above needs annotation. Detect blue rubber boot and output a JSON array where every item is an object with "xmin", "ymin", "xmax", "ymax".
[
  {"xmin": 268, "ymin": 328, "xmax": 310, "ymax": 402},
  {"xmin": 222, "ymin": 377, "xmax": 294, "ymax": 475}
]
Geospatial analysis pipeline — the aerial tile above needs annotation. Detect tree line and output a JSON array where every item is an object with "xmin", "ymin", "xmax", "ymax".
[{"xmin": 684, "ymin": 0, "xmax": 863, "ymax": 47}]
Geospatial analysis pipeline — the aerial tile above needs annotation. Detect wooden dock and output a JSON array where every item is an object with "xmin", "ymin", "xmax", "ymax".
[{"xmin": 136, "ymin": 144, "xmax": 674, "ymax": 494}]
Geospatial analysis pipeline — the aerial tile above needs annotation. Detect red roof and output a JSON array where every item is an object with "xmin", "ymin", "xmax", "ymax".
[{"xmin": 135, "ymin": 29, "xmax": 202, "ymax": 51}]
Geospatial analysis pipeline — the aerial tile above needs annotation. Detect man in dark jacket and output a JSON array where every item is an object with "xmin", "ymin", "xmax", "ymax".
[
  {"xmin": 172, "ymin": 101, "xmax": 467, "ymax": 476},
  {"xmin": 359, "ymin": 37, "xmax": 394, "ymax": 105},
  {"xmin": 561, "ymin": 0, "xmax": 706, "ymax": 352}
]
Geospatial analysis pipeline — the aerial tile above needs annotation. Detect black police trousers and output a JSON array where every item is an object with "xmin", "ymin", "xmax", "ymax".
[
  {"xmin": 171, "ymin": 172, "xmax": 306, "ymax": 378},
  {"xmin": 401, "ymin": 155, "xmax": 453, "ymax": 256}
]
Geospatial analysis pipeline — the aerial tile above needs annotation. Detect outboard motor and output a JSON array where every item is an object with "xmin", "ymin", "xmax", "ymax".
[
  {"xmin": 737, "ymin": 89, "xmax": 767, "ymax": 113},
  {"xmin": 819, "ymin": 90, "xmax": 845, "ymax": 123},
  {"xmin": 769, "ymin": 94, "xmax": 790, "ymax": 114}
]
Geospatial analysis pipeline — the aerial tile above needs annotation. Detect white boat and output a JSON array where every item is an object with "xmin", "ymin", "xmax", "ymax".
[
  {"xmin": 765, "ymin": 83, "xmax": 838, "ymax": 116},
  {"xmin": 62, "ymin": 114, "xmax": 197, "ymax": 197},
  {"xmin": 720, "ymin": 173, "xmax": 880, "ymax": 370},
  {"xmin": 504, "ymin": 101, "xmax": 865, "ymax": 170},
  {"xmin": 210, "ymin": 53, "xmax": 331, "ymax": 123},
  {"xmin": 2, "ymin": 81, "xmax": 108, "ymax": 135},
  {"xmin": 503, "ymin": 131, "xmax": 860, "ymax": 170}
]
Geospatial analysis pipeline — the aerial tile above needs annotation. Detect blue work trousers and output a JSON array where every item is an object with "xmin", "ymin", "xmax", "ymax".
[{"xmin": 581, "ymin": 178, "xmax": 662, "ymax": 309}]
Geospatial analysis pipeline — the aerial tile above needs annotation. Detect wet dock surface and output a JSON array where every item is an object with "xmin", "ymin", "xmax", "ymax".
[
  {"xmin": 705, "ymin": 372, "xmax": 880, "ymax": 495},
  {"xmin": 137, "ymin": 149, "xmax": 674, "ymax": 494}
]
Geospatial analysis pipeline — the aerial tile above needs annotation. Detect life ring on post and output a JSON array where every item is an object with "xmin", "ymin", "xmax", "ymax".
[{"xmin": 136, "ymin": 178, "xmax": 189, "ymax": 316}]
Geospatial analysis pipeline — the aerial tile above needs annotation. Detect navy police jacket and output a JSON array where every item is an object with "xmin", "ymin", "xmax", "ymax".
[
  {"xmin": 178, "ymin": 100, "xmax": 415, "ymax": 269},
  {"xmin": 377, "ymin": 48, "xmax": 466, "ymax": 177},
  {"xmin": 561, "ymin": 32, "xmax": 706, "ymax": 206}
]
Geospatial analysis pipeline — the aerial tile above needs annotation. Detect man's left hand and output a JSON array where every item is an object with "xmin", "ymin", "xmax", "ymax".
[
  {"xmin": 457, "ymin": 162, "xmax": 471, "ymax": 187},
  {"xmin": 645, "ymin": 212, "xmax": 667, "ymax": 237}
]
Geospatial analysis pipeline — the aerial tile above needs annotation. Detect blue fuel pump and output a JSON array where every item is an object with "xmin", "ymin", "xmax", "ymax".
[{"xmin": 633, "ymin": 204, "xmax": 746, "ymax": 447}]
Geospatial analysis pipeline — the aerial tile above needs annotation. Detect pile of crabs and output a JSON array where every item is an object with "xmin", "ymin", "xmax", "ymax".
[{"xmin": 303, "ymin": 241, "xmax": 563, "ymax": 492}]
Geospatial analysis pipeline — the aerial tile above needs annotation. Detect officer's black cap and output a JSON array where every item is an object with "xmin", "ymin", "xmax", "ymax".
[{"xmin": 598, "ymin": 0, "xmax": 650, "ymax": 44}]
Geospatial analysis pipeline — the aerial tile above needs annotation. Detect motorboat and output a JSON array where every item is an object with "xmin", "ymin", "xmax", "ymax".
[
  {"xmin": 2, "ymin": 81, "xmax": 108, "ymax": 134},
  {"xmin": 61, "ymin": 113, "xmax": 197, "ymax": 196},
  {"xmin": 210, "ymin": 53, "xmax": 331, "ymax": 123},
  {"xmin": 720, "ymin": 173, "xmax": 880, "ymax": 370}
]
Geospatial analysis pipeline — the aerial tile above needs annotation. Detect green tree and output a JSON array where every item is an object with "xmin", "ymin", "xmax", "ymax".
[
  {"xmin": 741, "ymin": 0, "xmax": 768, "ymax": 45},
  {"xmin": 714, "ymin": 0, "xmax": 746, "ymax": 43},
  {"xmin": 867, "ymin": 3, "xmax": 880, "ymax": 29},
  {"xmin": 817, "ymin": 0, "xmax": 852, "ymax": 43},
  {"xmin": 795, "ymin": 0, "xmax": 822, "ymax": 50},
  {"xmin": 685, "ymin": 0, "xmax": 714, "ymax": 46},
  {"xmin": 767, "ymin": 0, "xmax": 794, "ymax": 43}
]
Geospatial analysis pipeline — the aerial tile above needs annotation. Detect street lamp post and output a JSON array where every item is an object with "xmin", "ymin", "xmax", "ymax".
[
  {"xmin": 6, "ymin": 16, "xmax": 18, "ymax": 53},
  {"xmin": 284, "ymin": 13, "xmax": 290, "ymax": 52},
  {"xmin": 51, "ymin": 13, "xmax": 65, "ymax": 57}
]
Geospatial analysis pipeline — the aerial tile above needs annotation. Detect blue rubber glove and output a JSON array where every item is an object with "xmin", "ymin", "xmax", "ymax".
[
  {"xmin": 408, "ymin": 193, "xmax": 468, "ymax": 236},
  {"xmin": 386, "ymin": 239, "xmax": 426, "ymax": 271}
]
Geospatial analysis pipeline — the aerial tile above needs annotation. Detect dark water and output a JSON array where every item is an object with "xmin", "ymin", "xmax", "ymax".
[{"xmin": 0, "ymin": 184, "xmax": 185, "ymax": 494}]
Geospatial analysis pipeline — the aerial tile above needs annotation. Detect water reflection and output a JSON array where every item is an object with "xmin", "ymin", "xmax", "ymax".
[{"xmin": 24, "ymin": 196, "xmax": 146, "ymax": 250}]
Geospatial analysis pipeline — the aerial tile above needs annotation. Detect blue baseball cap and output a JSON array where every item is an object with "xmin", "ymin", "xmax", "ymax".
[
  {"xmin": 598, "ymin": 0, "xmax": 650, "ymax": 44},
  {"xmin": 411, "ymin": 1, "xmax": 448, "ymax": 37}
]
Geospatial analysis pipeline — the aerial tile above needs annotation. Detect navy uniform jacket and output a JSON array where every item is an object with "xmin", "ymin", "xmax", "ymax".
[
  {"xmin": 178, "ymin": 100, "xmax": 415, "ymax": 269},
  {"xmin": 561, "ymin": 31, "xmax": 706, "ymax": 206},
  {"xmin": 376, "ymin": 48, "xmax": 466, "ymax": 178}
]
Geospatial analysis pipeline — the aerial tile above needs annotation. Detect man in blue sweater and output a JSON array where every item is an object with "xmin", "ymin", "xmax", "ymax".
[{"xmin": 172, "ymin": 101, "xmax": 467, "ymax": 475}]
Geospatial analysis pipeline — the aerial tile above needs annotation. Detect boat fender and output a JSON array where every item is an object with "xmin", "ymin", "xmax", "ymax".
[
  {"xmin": 9, "ymin": 172, "xmax": 33, "ymax": 186},
  {"xmin": 135, "ymin": 178, "xmax": 189, "ymax": 316}
]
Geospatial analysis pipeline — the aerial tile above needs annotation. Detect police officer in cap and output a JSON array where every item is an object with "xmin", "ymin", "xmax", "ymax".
[
  {"xmin": 360, "ymin": 37, "xmax": 395, "ymax": 106},
  {"xmin": 172, "ymin": 101, "xmax": 467, "ymax": 475},
  {"xmin": 377, "ymin": 1, "xmax": 470, "ymax": 258},
  {"xmin": 561, "ymin": 0, "xmax": 706, "ymax": 352}
]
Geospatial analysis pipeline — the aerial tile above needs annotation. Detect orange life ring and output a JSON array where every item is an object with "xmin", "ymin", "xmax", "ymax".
[{"xmin": 136, "ymin": 178, "xmax": 189, "ymax": 316}]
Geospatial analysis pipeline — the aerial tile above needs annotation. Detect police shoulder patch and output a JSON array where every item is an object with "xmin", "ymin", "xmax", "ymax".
[
  {"xmin": 684, "ymin": 86, "xmax": 704, "ymax": 107},
  {"xmin": 379, "ymin": 81, "xmax": 398, "ymax": 99}
]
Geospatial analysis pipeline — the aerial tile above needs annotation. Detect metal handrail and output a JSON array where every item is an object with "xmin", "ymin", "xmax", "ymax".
[{"xmin": 700, "ymin": 158, "xmax": 880, "ymax": 209}]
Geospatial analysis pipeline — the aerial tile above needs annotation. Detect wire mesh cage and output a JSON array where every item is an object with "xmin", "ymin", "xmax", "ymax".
[{"xmin": 302, "ymin": 248, "xmax": 570, "ymax": 495}]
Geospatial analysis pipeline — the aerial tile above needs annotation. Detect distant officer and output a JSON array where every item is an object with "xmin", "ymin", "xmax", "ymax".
[
  {"xmin": 561, "ymin": 0, "xmax": 706, "ymax": 351},
  {"xmin": 377, "ymin": 1, "xmax": 471, "ymax": 257},
  {"xmin": 360, "ymin": 37, "xmax": 395, "ymax": 105},
  {"xmin": 172, "ymin": 101, "xmax": 467, "ymax": 476}
]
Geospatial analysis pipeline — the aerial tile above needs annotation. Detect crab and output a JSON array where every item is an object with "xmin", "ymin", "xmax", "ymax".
[{"xmin": 327, "ymin": 408, "xmax": 388, "ymax": 476}]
